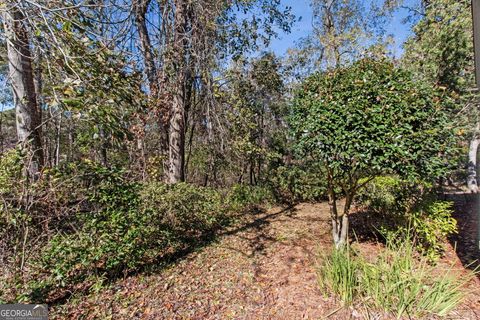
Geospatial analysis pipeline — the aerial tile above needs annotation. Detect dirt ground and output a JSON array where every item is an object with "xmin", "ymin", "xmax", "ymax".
[{"xmin": 50, "ymin": 198, "xmax": 480, "ymax": 319}]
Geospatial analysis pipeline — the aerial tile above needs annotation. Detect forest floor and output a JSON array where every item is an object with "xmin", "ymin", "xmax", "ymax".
[{"xmin": 50, "ymin": 196, "xmax": 480, "ymax": 319}]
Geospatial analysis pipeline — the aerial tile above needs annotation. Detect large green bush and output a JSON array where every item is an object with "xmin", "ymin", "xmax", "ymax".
[
  {"xmin": 355, "ymin": 176, "xmax": 414, "ymax": 215},
  {"xmin": 410, "ymin": 200, "xmax": 457, "ymax": 260},
  {"xmin": 40, "ymin": 169, "xmax": 144, "ymax": 287},
  {"xmin": 141, "ymin": 182, "xmax": 230, "ymax": 237},
  {"xmin": 0, "ymin": 148, "xmax": 316, "ymax": 304},
  {"xmin": 0, "ymin": 149, "xmax": 26, "ymax": 250},
  {"xmin": 225, "ymin": 183, "xmax": 275, "ymax": 210},
  {"xmin": 0, "ymin": 154, "xmax": 277, "ymax": 302},
  {"xmin": 289, "ymin": 58, "xmax": 457, "ymax": 247}
]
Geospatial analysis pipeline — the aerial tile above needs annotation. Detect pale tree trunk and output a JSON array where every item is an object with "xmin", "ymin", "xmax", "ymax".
[
  {"xmin": 54, "ymin": 114, "xmax": 61, "ymax": 166},
  {"xmin": 168, "ymin": 84, "xmax": 186, "ymax": 183},
  {"xmin": 3, "ymin": 7, "xmax": 43, "ymax": 176},
  {"xmin": 67, "ymin": 119, "xmax": 74, "ymax": 162},
  {"xmin": 328, "ymin": 173, "xmax": 353, "ymax": 248},
  {"xmin": 467, "ymin": 138, "xmax": 480, "ymax": 193},
  {"xmin": 328, "ymin": 185, "xmax": 341, "ymax": 246},
  {"xmin": 332, "ymin": 214, "xmax": 349, "ymax": 249}
]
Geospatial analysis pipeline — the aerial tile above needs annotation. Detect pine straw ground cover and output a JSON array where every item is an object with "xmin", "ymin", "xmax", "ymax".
[{"xmin": 49, "ymin": 201, "xmax": 480, "ymax": 319}]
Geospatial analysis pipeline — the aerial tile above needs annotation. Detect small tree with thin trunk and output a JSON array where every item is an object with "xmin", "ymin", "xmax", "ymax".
[{"xmin": 289, "ymin": 59, "xmax": 456, "ymax": 248}]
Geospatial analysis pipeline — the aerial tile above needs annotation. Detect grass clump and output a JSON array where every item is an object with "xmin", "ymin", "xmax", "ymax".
[
  {"xmin": 317, "ymin": 246, "xmax": 358, "ymax": 304},
  {"xmin": 317, "ymin": 235, "xmax": 473, "ymax": 318}
]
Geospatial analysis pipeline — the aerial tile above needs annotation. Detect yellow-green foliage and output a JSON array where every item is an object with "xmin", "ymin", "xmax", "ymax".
[
  {"xmin": 356, "ymin": 176, "xmax": 457, "ymax": 260},
  {"xmin": 269, "ymin": 164, "xmax": 328, "ymax": 202},
  {"xmin": 0, "ymin": 148, "xmax": 23, "ymax": 194},
  {"xmin": 226, "ymin": 184, "xmax": 275, "ymax": 210}
]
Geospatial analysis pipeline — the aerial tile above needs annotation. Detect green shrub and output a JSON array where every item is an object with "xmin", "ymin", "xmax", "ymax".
[
  {"xmin": 226, "ymin": 184, "xmax": 275, "ymax": 210},
  {"xmin": 355, "ymin": 176, "xmax": 456, "ymax": 260},
  {"xmin": 355, "ymin": 176, "xmax": 431, "ymax": 215},
  {"xmin": 410, "ymin": 200, "xmax": 457, "ymax": 261},
  {"xmin": 0, "ymin": 149, "xmax": 41, "ymax": 303},
  {"xmin": 38, "ymin": 175, "xmax": 232, "ymax": 291},
  {"xmin": 317, "ymin": 237, "xmax": 471, "ymax": 318},
  {"xmin": 268, "ymin": 164, "xmax": 328, "ymax": 202},
  {"xmin": 3, "ymin": 158, "xmax": 275, "ymax": 301},
  {"xmin": 355, "ymin": 176, "xmax": 411, "ymax": 215},
  {"xmin": 141, "ymin": 182, "xmax": 229, "ymax": 236},
  {"xmin": 0, "ymin": 148, "xmax": 23, "ymax": 194},
  {"xmin": 40, "ymin": 166, "xmax": 146, "ymax": 287},
  {"xmin": 0, "ymin": 149, "xmax": 26, "ymax": 246}
]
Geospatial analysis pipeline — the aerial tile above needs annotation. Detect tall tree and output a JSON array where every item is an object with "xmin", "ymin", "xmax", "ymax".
[
  {"xmin": 402, "ymin": 0, "xmax": 477, "ymax": 191},
  {"xmin": 2, "ymin": 5, "xmax": 44, "ymax": 176},
  {"xmin": 224, "ymin": 53, "xmax": 285, "ymax": 185},
  {"xmin": 286, "ymin": 0, "xmax": 392, "ymax": 79},
  {"xmin": 129, "ymin": 0, "xmax": 293, "ymax": 183}
]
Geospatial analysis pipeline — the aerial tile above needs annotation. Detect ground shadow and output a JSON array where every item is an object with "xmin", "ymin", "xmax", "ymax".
[
  {"xmin": 40, "ymin": 204, "xmax": 297, "ymax": 305},
  {"xmin": 348, "ymin": 209, "xmax": 389, "ymax": 244},
  {"xmin": 445, "ymin": 193, "xmax": 480, "ymax": 273}
]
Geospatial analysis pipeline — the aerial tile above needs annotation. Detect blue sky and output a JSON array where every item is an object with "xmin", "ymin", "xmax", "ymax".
[{"xmin": 268, "ymin": 0, "xmax": 417, "ymax": 57}]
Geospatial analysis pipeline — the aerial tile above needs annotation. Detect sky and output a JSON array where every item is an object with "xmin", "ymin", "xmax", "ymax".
[{"xmin": 268, "ymin": 0, "xmax": 417, "ymax": 58}]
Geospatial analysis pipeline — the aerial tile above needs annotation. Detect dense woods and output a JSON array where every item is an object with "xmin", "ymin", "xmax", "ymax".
[{"xmin": 0, "ymin": 0, "xmax": 479, "ymax": 318}]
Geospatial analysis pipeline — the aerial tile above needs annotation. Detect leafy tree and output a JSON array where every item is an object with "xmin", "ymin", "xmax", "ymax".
[
  {"xmin": 225, "ymin": 53, "xmax": 286, "ymax": 185},
  {"xmin": 45, "ymin": 32, "xmax": 144, "ymax": 167},
  {"xmin": 130, "ymin": 0, "xmax": 295, "ymax": 183},
  {"xmin": 290, "ymin": 59, "xmax": 456, "ymax": 247},
  {"xmin": 285, "ymin": 0, "xmax": 394, "ymax": 80},
  {"xmin": 403, "ymin": 0, "xmax": 473, "ymax": 92},
  {"xmin": 401, "ymin": 0, "xmax": 478, "ymax": 191}
]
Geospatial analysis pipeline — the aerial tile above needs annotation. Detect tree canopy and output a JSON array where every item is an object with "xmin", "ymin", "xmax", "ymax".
[{"xmin": 290, "ymin": 58, "xmax": 457, "ymax": 246}]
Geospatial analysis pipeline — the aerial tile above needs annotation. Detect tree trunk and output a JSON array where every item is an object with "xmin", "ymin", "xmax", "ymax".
[
  {"xmin": 467, "ymin": 138, "xmax": 480, "ymax": 193},
  {"xmin": 327, "ymin": 184, "xmax": 341, "ymax": 247},
  {"xmin": 332, "ymin": 214, "xmax": 349, "ymax": 249},
  {"xmin": 54, "ymin": 113, "xmax": 61, "ymax": 166},
  {"xmin": 167, "ymin": 0, "xmax": 189, "ymax": 183},
  {"xmin": 168, "ymin": 84, "xmax": 186, "ymax": 183},
  {"xmin": 3, "ymin": 7, "xmax": 43, "ymax": 176},
  {"xmin": 133, "ymin": 0, "xmax": 157, "ymax": 94},
  {"xmin": 328, "ymin": 182, "xmax": 352, "ymax": 248},
  {"xmin": 133, "ymin": 0, "xmax": 169, "ymax": 178},
  {"xmin": 67, "ymin": 119, "xmax": 74, "ymax": 162}
]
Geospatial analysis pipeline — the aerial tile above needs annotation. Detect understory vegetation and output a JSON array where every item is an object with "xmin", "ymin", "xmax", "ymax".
[
  {"xmin": 317, "ymin": 237, "xmax": 472, "ymax": 318},
  {"xmin": 0, "ymin": 150, "xmax": 277, "ymax": 302},
  {"xmin": 356, "ymin": 176, "xmax": 458, "ymax": 261},
  {"xmin": 0, "ymin": 0, "xmax": 478, "ymax": 317}
]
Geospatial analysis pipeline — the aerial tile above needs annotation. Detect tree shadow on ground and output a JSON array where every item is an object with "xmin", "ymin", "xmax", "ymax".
[
  {"xmin": 348, "ymin": 209, "xmax": 390, "ymax": 245},
  {"xmin": 40, "ymin": 204, "xmax": 297, "ymax": 306},
  {"xmin": 217, "ymin": 205, "xmax": 299, "ymax": 257},
  {"xmin": 445, "ymin": 193, "xmax": 480, "ymax": 274}
]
